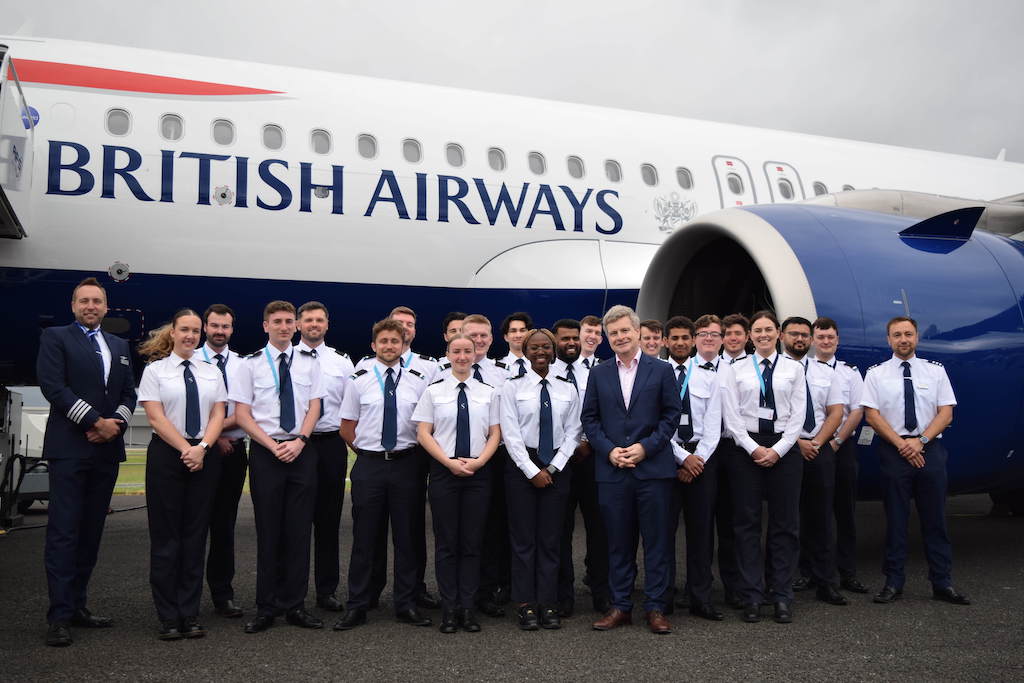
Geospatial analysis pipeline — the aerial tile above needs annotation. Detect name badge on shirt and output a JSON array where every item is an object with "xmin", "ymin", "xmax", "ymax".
[
  {"xmin": 120, "ymin": 355, "xmax": 129, "ymax": 365},
  {"xmin": 916, "ymin": 383, "xmax": 929, "ymax": 390},
  {"xmin": 758, "ymin": 407, "xmax": 775, "ymax": 420},
  {"xmin": 679, "ymin": 414, "xmax": 690, "ymax": 426}
]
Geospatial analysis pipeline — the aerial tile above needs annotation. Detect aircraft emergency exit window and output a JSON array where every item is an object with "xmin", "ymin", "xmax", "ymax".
[
  {"xmin": 813, "ymin": 181, "xmax": 828, "ymax": 196},
  {"xmin": 262, "ymin": 124, "xmax": 284, "ymax": 150},
  {"xmin": 212, "ymin": 119, "xmax": 235, "ymax": 145},
  {"xmin": 311, "ymin": 129, "xmax": 331, "ymax": 154},
  {"xmin": 488, "ymin": 147, "xmax": 507, "ymax": 172},
  {"xmin": 106, "ymin": 109, "xmax": 131, "ymax": 136},
  {"xmin": 567, "ymin": 156, "xmax": 585, "ymax": 179},
  {"xmin": 447, "ymin": 143, "xmax": 465, "ymax": 167},
  {"xmin": 403, "ymin": 138, "xmax": 422, "ymax": 163},
  {"xmin": 358, "ymin": 134, "xmax": 378, "ymax": 159},
  {"xmin": 160, "ymin": 114, "xmax": 183, "ymax": 141},
  {"xmin": 726, "ymin": 172, "xmax": 744, "ymax": 195},
  {"xmin": 778, "ymin": 178, "xmax": 794, "ymax": 200},
  {"xmin": 529, "ymin": 152, "xmax": 546, "ymax": 175},
  {"xmin": 641, "ymin": 163, "xmax": 659, "ymax": 186},
  {"xmin": 842, "ymin": 184, "xmax": 855, "ymax": 191},
  {"xmin": 605, "ymin": 160, "xmax": 622, "ymax": 183},
  {"xmin": 676, "ymin": 167, "xmax": 693, "ymax": 190}
]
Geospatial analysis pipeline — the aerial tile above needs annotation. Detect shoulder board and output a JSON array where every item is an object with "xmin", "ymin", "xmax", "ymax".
[
  {"xmin": 509, "ymin": 373, "xmax": 526, "ymax": 380},
  {"xmin": 408, "ymin": 369, "xmax": 424, "ymax": 379},
  {"xmin": 926, "ymin": 359, "xmax": 943, "ymax": 366},
  {"xmin": 473, "ymin": 378, "xmax": 493, "ymax": 388},
  {"xmin": 246, "ymin": 350, "xmax": 262, "ymax": 359},
  {"xmin": 847, "ymin": 365, "xmax": 858, "ymax": 372},
  {"xmin": 555, "ymin": 375, "xmax": 570, "ymax": 383},
  {"xmin": 867, "ymin": 362, "xmax": 883, "ymax": 371},
  {"xmin": 440, "ymin": 361, "xmax": 452, "ymax": 370},
  {"xmin": 429, "ymin": 378, "xmax": 445, "ymax": 385},
  {"xmin": 352, "ymin": 369, "xmax": 368, "ymax": 378},
  {"xmin": 494, "ymin": 360, "xmax": 508, "ymax": 369},
  {"xmin": 335, "ymin": 350, "xmax": 350, "ymax": 359},
  {"xmin": 359, "ymin": 354, "xmax": 372, "ymax": 361},
  {"xmin": 837, "ymin": 359, "xmax": 850, "ymax": 367},
  {"xmin": 418, "ymin": 353, "xmax": 435, "ymax": 362}
]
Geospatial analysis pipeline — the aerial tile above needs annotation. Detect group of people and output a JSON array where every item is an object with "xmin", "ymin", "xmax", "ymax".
[{"xmin": 37, "ymin": 277, "xmax": 971, "ymax": 647}]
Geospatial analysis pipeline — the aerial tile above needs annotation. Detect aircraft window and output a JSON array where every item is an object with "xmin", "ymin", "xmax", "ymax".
[
  {"xmin": 106, "ymin": 108, "xmax": 131, "ymax": 136},
  {"xmin": 605, "ymin": 160, "xmax": 622, "ymax": 183},
  {"xmin": 726, "ymin": 172, "xmax": 744, "ymax": 195},
  {"xmin": 567, "ymin": 156, "xmax": 585, "ymax": 179},
  {"xmin": 777, "ymin": 178, "xmax": 794, "ymax": 200},
  {"xmin": 358, "ymin": 133, "xmax": 377, "ymax": 159},
  {"xmin": 676, "ymin": 167, "xmax": 693, "ymax": 189},
  {"xmin": 488, "ymin": 147, "xmax": 506, "ymax": 171},
  {"xmin": 529, "ymin": 152, "xmax": 546, "ymax": 175},
  {"xmin": 403, "ymin": 138, "xmax": 422, "ymax": 163},
  {"xmin": 212, "ymin": 119, "xmax": 235, "ymax": 145},
  {"xmin": 446, "ymin": 143, "xmax": 465, "ymax": 167},
  {"xmin": 311, "ymin": 129, "xmax": 331, "ymax": 154},
  {"xmin": 262, "ymin": 124, "xmax": 284, "ymax": 150},
  {"xmin": 641, "ymin": 163, "xmax": 659, "ymax": 187},
  {"xmin": 813, "ymin": 181, "xmax": 828, "ymax": 196},
  {"xmin": 842, "ymin": 184, "xmax": 855, "ymax": 191},
  {"xmin": 159, "ymin": 114, "xmax": 183, "ymax": 141}
]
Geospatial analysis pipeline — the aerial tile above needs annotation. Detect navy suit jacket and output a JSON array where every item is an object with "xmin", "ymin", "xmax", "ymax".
[
  {"xmin": 37, "ymin": 323, "xmax": 137, "ymax": 462},
  {"xmin": 581, "ymin": 352, "xmax": 681, "ymax": 482}
]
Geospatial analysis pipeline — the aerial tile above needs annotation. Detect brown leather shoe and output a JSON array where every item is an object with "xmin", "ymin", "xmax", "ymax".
[
  {"xmin": 646, "ymin": 610, "xmax": 672, "ymax": 634},
  {"xmin": 592, "ymin": 608, "xmax": 632, "ymax": 631}
]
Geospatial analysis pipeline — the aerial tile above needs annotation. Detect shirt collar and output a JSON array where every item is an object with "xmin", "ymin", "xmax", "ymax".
[
  {"xmin": 374, "ymin": 358, "xmax": 400, "ymax": 375},
  {"xmin": 202, "ymin": 342, "xmax": 229, "ymax": 358},
  {"xmin": 296, "ymin": 340, "xmax": 324, "ymax": 354},
  {"xmin": 616, "ymin": 348, "xmax": 642, "ymax": 370},
  {"xmin": 755, "ymin": 350, "xmax": 779, "ymax": 365},
  {"xmin": 891, "ymin": 353, "xmax": 917, "ymax": 364},
  {"xmin": 171, "ymin": 350, "xmax": 193, "ymax": 365},
  {"xmin": 265, "ymin": 343, "xmax": 292, "ymax": 361},
  {"xmin": 77, "ymin": 322, "xmax": 100, "ymax": 334}
]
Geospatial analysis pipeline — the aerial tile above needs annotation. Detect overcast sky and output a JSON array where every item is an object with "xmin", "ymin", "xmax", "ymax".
[{"xmin": 4, "ymin": 0, "xmax": 1022, "ymax": 161}]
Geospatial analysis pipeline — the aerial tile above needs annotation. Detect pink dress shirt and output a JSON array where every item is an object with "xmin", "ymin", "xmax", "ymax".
[{"xmin": 616, "ymin": 349, "xmax": 642, "ymax": 409}]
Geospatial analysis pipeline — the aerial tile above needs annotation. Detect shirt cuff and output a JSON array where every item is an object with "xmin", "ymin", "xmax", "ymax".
[{"xmin": 670, "ymin": 440, "xmax": 690, "ymax": 466}]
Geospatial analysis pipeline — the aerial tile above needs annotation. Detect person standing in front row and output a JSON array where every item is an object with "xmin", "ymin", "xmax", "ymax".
[
  {"xmin": 414, "ymin": 333, "xmax": 502, "ymax": 633},
  {"xmin": 861, "ymin": 317, "xmax": 970, "ymax": 606},
  {"xmin": 137, "ymin": 310, "xmax": 226, "ymax": 640},
  {"xmin": 37, "ymin": 277, "xmax": 137, "ymax": 647},
  {"xmin": 583, "ymin": 306, "xmax": 681, "ymax": 635},
  {"xmin": 232, "ymin": 300, "xmax": 325, "ymax": 633}
]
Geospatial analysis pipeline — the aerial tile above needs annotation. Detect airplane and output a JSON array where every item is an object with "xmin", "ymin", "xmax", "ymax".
[{"xmin": 1, "ymin": 36, "xmax": 1023, "ymax": 507}]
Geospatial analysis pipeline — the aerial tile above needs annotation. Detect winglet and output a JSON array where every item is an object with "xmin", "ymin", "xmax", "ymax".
[{"xmin": 898, "ymin": 207, "xmax": 984, "ymax": 240}]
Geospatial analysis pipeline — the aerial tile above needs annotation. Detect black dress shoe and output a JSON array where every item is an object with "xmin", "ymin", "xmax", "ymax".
[
  {"xmin": 741, "ymin": 604, "xmax": 761, "ymax": 623},
  {"xmin": 873, "ymin": 586, "xmax": 903, "ymax": 604},
  {"xmin": 243, "ymin": 615, "xmax": 275, "ymax": 633},
  {"xmin": 180, "ymin": 617, "xmax": 206, "ymax": 639},
  {"xmin": 415, "ymin": 591, "xmax": 442, "ymax": 609},
  {"xmin": 71, "ymin": 608, "xmax": 113, "ymax": 628},
  {"xmin": 540, "ymin": 606, "xmax": 561, "ymax": 630},
  {"xmin": 395, "ymin": 608, "xmax": 432, "ymax": 626},
  {"xmin": 932, "ymin": 586, "xmax": 971, "ymax": 605},
  {"xmin": 792, "ymin": 576, "xmax": 813, "ymax": 592},
  {"xmin": 286, "ymin": 608, "xmax": 324, "ymax": 629},
  {"xmin": 158, "ymin": 620, "xmax": 182, "ymax": 641},
  {"xmin": 214, "ymin": 600, "xmax": 244, "ymax": 618},
  {"xmin": 439, "ymin": 609, "xmax": 459, "ymax": 634},
  {"xmin": 518, "ymin": 605, "xmax": 540, "ymax": 631},
  {"xmin": 476, "ymin": 598, "xmax": 505, "ymax": 618},
  {"xmin": 460, "ymin": 609, "xmax": 481, "ymax": 633},
  {"xmin": 773, "ymin": 601, "xmax": 793, "ymax": 624},
  {"xmin": 333, "ymin": 609, "xmax": 366, "ymax": 631},
  {"xmin": 557, "ymin": 599, "xmax": 574, "ymax": 618},
  {"xmin": 816, "ymin": 584, "xmax": 850, "ymax": 606},
  {"xmin": 840, "ymin": 577, "xmax": 869, "ymax": 594},
  {"xmin": 724, "ymin": 591, "xmax": 744, "ymax": 609},
  {"xmin": 690, "ymin": 602, "xmax": 725, "ymax": 621},
  {"xmin": 46, "ymin": 622, "xmax": 72, "ymax": 647},
  {"xmin": 316, "ymin": 595, "xmax": 345, "ymax": 612}
]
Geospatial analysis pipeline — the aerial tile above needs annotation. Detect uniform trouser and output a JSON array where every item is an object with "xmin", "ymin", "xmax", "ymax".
[
  {"xmin": 834, "ymin": 439, "xmax": 860, "ymax": 580},
  {"xmin": 428, "ymin": 459, "xmax": 491, "ymax": 610},
  {"xmin": 369, "ymin": 448, "xmax": 429, "ymax": 601},
  {"xmin": 599, "ymin": 475, "xmax": 674, "ymax": 613},
  {"xmin": 505, "ymin": 458, "xmax": 571, "ymax": 606},
  {"xmin": 205, "ymin": 437, "xmax": 248, "ymax": 604},
  {"xmin": 797, "ymin": 442, "xmax": 838, "ymax": 586},
  {"xmin": 249, "ymin": 441, "xmax": 317, "ymax": 617},
  {"xmin": 311, "ymin": 432, "xmax": 349, "ymax": 598},
  {"xmin": 477, "ymin": 446, "xmax": 512, "ymax": 603},
  {"xmin": 557, "ymin": 451, "xmax": 610, "ymax": 607},
  {"xmin": 667, "ymin": 443, "xmax": 721, "ymax": 606},
  {"xmin": 713, "ymin": 439, "xmax": 741, "ymax": 597},
  {"xmin": 44, "ymin": 454, "xmax": 120, "ymax": 624},
  {"xmin": 146, "ymin": 435, "xmax": 221, "ymax": 622},
  {"xmin": 346, "ymin": 450, "xmax": 421, "ymax": 613},
  {"xmin": 878, "ymin": 440, "xmax": 953, "ymax": 590},
  {"xmin": 730, "ymin": 434, "xmax": 801, "ymax": 605}
]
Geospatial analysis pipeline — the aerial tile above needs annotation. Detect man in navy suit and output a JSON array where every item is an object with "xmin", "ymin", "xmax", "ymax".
[
  {"xmin": 582, "ymin": 305, "xmax": 681, "ymax": 634},
  {"xmin": 36, "ymin": 277, "xmax": 137, "ymax": 647}
]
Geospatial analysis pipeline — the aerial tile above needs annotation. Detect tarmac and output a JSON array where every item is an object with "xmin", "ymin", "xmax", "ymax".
[{"xmin": 1, "ymin": 493, "xmax": 1022, "ymax": 682}]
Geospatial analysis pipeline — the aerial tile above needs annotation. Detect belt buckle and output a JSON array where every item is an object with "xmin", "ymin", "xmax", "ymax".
[{"xmin": 384, "ymin": 450, "xmax": 395, "ymax": 461}]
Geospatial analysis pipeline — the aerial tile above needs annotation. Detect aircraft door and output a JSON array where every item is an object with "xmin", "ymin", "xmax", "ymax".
[
  {"xmin": 763, "ymin": 161, "xmax": 805, "ymax": 203},
  {"xmin": 0, "ymin": 46, "xmax": 33, "ymax": 238},
  {"xmin": 712, "ymin": 155, "xmax": 756, "ymax": 209}
]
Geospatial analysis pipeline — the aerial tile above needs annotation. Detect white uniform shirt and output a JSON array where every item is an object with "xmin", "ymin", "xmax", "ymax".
[
  {"xmin": 668, "ymin": 356, "xmax": 722, "ymax": 464},
  {"xmin": 578, "ymin": 353, "xmax": 600, "ymax": 371},
  {"xmin": 720, "ymin": 351, "xmax": 748, "ymax": 366},
  {"xmin": 720, "ymin": 351, "xmax": 807, "ymax": 457},
  {"xmin": 551, "ymin": 358, "xmax": 590, "ymax": 398},
  {"xmin": 296, "ymin": 341, "xmax": 353, "ymax": 434},
  {"xmin": 197, "ymin": 343, "xmax": 245, "ymax": 439},
  {"xmin": 502, "ymin": 352, "xmax": 529, "ymax": 378},
  {"xmin": 139, "ymin": 351, "xmax": 227, "ymax": 436},
  {"xmin": 357, "ymin": 349, "xmax": 437, "ymax": 384},
  {"xmin": 437, "ymin": 357, "xmax": 510, "ymax": 389},
  {"xmin": 340, "ymin": 359, "xmax": 429, "ymax": 451},
  {"xmin": 229, "ymin": 343, "xmax": 326, "ymax": 439},
  {"xmin": 785, "ymin": 355, "xmax": 845, "ymax": 439},
  {"xmin": 815, "ymin": 356, "xmax": 865, "ymax": 434},
  {"xmin": 860, "ymin": 354, "xmax": 956, "ymax": 436},
  {"xmin": 499, "ymin": 369, "xmax": 582, "ymax": 479},
  {"xmin": 412, "ymin": 376, "xmax": 500, "ymax": 458}
]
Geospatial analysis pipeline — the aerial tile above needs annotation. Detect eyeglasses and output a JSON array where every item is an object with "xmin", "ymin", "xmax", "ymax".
[{"xmin": 695, "ymin": 331, "xmax": 722, "ymax": 339}]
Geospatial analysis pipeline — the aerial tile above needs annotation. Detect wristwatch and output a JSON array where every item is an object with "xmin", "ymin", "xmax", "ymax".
[
  {"xmin": 199, "ymin": 441, "xmax": 211, "ymax": 452},
  {"xmin": 547, "ymin": 464, "xmax": 560, "ymax": 474},
  {"xmin": 298, "ymin": 434, "xmax": 309, "ymax": 444},
  {"xmin": 919, "ymin": 435, "xmax": 930, "ymax": 445}
]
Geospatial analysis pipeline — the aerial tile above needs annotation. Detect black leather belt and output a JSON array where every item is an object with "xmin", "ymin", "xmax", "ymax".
[
  {"xmin": 899, "ymin": 435, "xmax": 922, "ymax": 439},
  {"xmin": 310, "ymin": 431, "xmax": 339, "ymax": 441},
  {"xmin": 357, "ymin": 446, "xmax": 416, "ymax": 460},
  {"xmin": 273, "ymin": 437, "xmax": 298, "ymax": 444}
]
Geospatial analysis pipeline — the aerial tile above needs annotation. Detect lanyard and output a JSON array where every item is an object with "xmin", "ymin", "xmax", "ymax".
[
  {"xmin": 372, "ymin": 364, "xmax": 402, "ymax": 397},
  {"xmin": 201, "ymin": 346, "xmax": 210, "ymax": 362},
  {"xmin": 751, "ymin": 354, "xmax": 770, "ymax": 401},
  {"xmin": 263, "ymin": 347, "xmax": 291, "ymax": 392},
  {"xmin": 678, "ymin": 358, "xmax": 694, "ymax": 400}
]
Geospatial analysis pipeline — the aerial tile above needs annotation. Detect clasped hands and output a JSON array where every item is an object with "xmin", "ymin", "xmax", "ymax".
[{"xmin": 609, "ymin": 443, "xmax": 646, "ymax": 469}]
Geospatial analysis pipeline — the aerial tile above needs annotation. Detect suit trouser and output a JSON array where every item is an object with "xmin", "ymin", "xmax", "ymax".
[
  {"xmin": 44, "ymin": 454, "xmax": 120, "ymax": 624},
  {"xmin": 311, "ymin": 432, "xmax": 349, "ymax": 598},
  {"xmin": 505, "ymin": 458, "xmax": 570, "ymax": 606},
  {"xmin": 428, "ymin": 458, "xmax": 491, "ymax": 609},
  {"xmin": 557, "ymin": 451, "xmax": 610, "ymax": 606},
  {"xmin": 878, "ymin": 439, "xmax": 953, "ymax": 590},
  {"xmin": 797, "ymin": 442, "xmax": 838, "ymax": 586},
  {"xmin": 249, "ymin": 441, "xmax": 317, "ymax": 617},
  {"xmin": 477, "ymin": 446, "xmax": 512, "ymax": 602},
  {"xmin": 370, "ymin": 447, "xmax": 429, "ymax": 601},
  {"xmin": 206, "ymin": 437, "xmax": 248, "ymax": 604},
  {"xmin": 730, "ymin": 434, "xmax": 801, "ymax": 605},
  {"xmin": 346, "ymin": 449, "xmax": 421, "ymax": 612},
  {"xmin": 146, "ymin": 435, "xmax": 221, "ymax": 622},
  {"xmin": 834, "ymin": 439, "xmax": 860, "ymax": 579},
  {"xmin": 666, "ymin": 442, "xmax": 721, "ymax": 606}
]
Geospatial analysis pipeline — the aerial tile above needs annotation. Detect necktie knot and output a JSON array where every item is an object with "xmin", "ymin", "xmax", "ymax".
[
  {"xmin": 386, "ymin": 367, "xmax": 394, "ymax": 377},
  {"xmin": 901, "ymin": 361, "xmax": 911, "ymax": 371},
  {"xmin": 762, "ymin": 358, "xmax": 771, "ymax": 369},
  {"xmin": 540, "ymin": 378, "xmax": 548, "ymax": 387},
  {"xmin": 214, "ymin": 353, "xmax": 223, "ymax": 361},
  {"xmin": 182, "ymin": 359, "xmax": 190, "ymax": 368},
  {"xmin": 457, "ymin": 381, "xmax": 467, "ymax": 390}
]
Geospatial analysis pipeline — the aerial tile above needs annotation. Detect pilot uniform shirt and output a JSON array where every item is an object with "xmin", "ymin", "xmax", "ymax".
[
  {"xmin": 784, "ymin": 354, "xmax": 845, "ymax": 439},
  {"xmin": 229, "ymin": 344, "xmax": 326, "ymax": 439},
  {"xmin": 668, "ymin": 356, "xmax": 722, "ymax": 464},
  {"xmin": 340, "ymin": 360, "xmax": 428, "ymax": 451},
  {"xmin": 138, "ymin": 351, "xmax": 227, "ymax": 436},
  {"xmin": 412, "ymin": 376, "xmax": 500, "ymax": 458},
  {"xmin": 860, "ymin": 355, "xmax": 956, "ymax": 437},
  {"xmin": 578, "ymin": 353, "xmax": 600, "ymax": 371},
  {"xmin": 720, "ymin": 351, "xmax": 806, "ymax": 457},
  {"xmin": 296, "ymin": 341, "xmax": 353, "ymax": 434},
  {"xmin": 197, "ymin": 342, "xmax": 246, "ymax": 440},
  {"xmin": 78, "ymin": 322, "xmax": 112, "ymax": 383},
  {"xmin": 502, "ymin": 352, "xmax": 529, "ymax": 379},
  {"xmin": 720, "ymin": 351, "xmax": 748, "ymax": 366},
  {"xmin": 437, "ymin": 356, "xmax": 510, "ymax": 389},
  {"xmin": 815, "ymin": 356, "xmax": 865, "ymax": 437},
  {"xmin": 357, "ymin": 349, "xmax": 437, "ymax": 384},
  {"xmin": 499, "ymin": 369, "xmax": 582, "ymax": 479}
]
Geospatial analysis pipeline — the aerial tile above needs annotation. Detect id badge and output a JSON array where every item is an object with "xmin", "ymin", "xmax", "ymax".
[
  {"xmin": 679, "ymin": 414, "xmax": 690, "ymax": 426},
  {"xmin": 758, "ymin": 407, "xmax": 775, "ymax": 420}
]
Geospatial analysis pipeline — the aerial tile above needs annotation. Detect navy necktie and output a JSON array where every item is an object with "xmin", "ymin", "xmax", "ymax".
[
  {"xmin": 565, "ymin": 364, "xmax": 577, "ymax": 391},
  {"xmin": 472, "ymin": 363, "xmax": 484, "ymax": 383},
  {"xmin": 582, "ymin": 357, "xmax": 591, "ymax": 370},
  {"xmin": 382, "ymin": 367, "xmax": 398, "ymax": 451},
  {"xmin": 214, "ymin": 353, "xmax": 228, "ymax": 392},
  {"xmin": 758, "ymin": 358, "xmax": 776, "ymax": 435},
  {"xmin": 455, "ymin": 382, "xmax": 470, "ymax": 459},
  {"xmin": 901, "ymin": 361, "xmax": 918, "ymax": 433},
  {"xmin": 86, "ymin": 328, "xmax": 104, "ymax": 378},
  {"xmin": 538, "ymin": 379, "xmax": 554, "ymax": 465},
  {"xmin": 516, "ymin": 358, "xmax": 526, "ymax": 378},
  {"xmin": 278, "ymin": 352, "xmax": 296, "ymax": 434},
  {"xmin": 182, "ymin": 360, "xmax": 201, "ymax": 438},
  {"xmin": 803, "ymin": 360, "xmax": 816, "ymax": 432},
  {"xmin": 677, "ymin": 364, "xmax": 693, "ymax": 442}
]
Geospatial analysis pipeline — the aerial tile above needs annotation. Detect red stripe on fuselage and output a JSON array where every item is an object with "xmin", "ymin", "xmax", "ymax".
[{"xmin": 12, "ymin": 59, "xmax": 283, "ymax": 96}]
